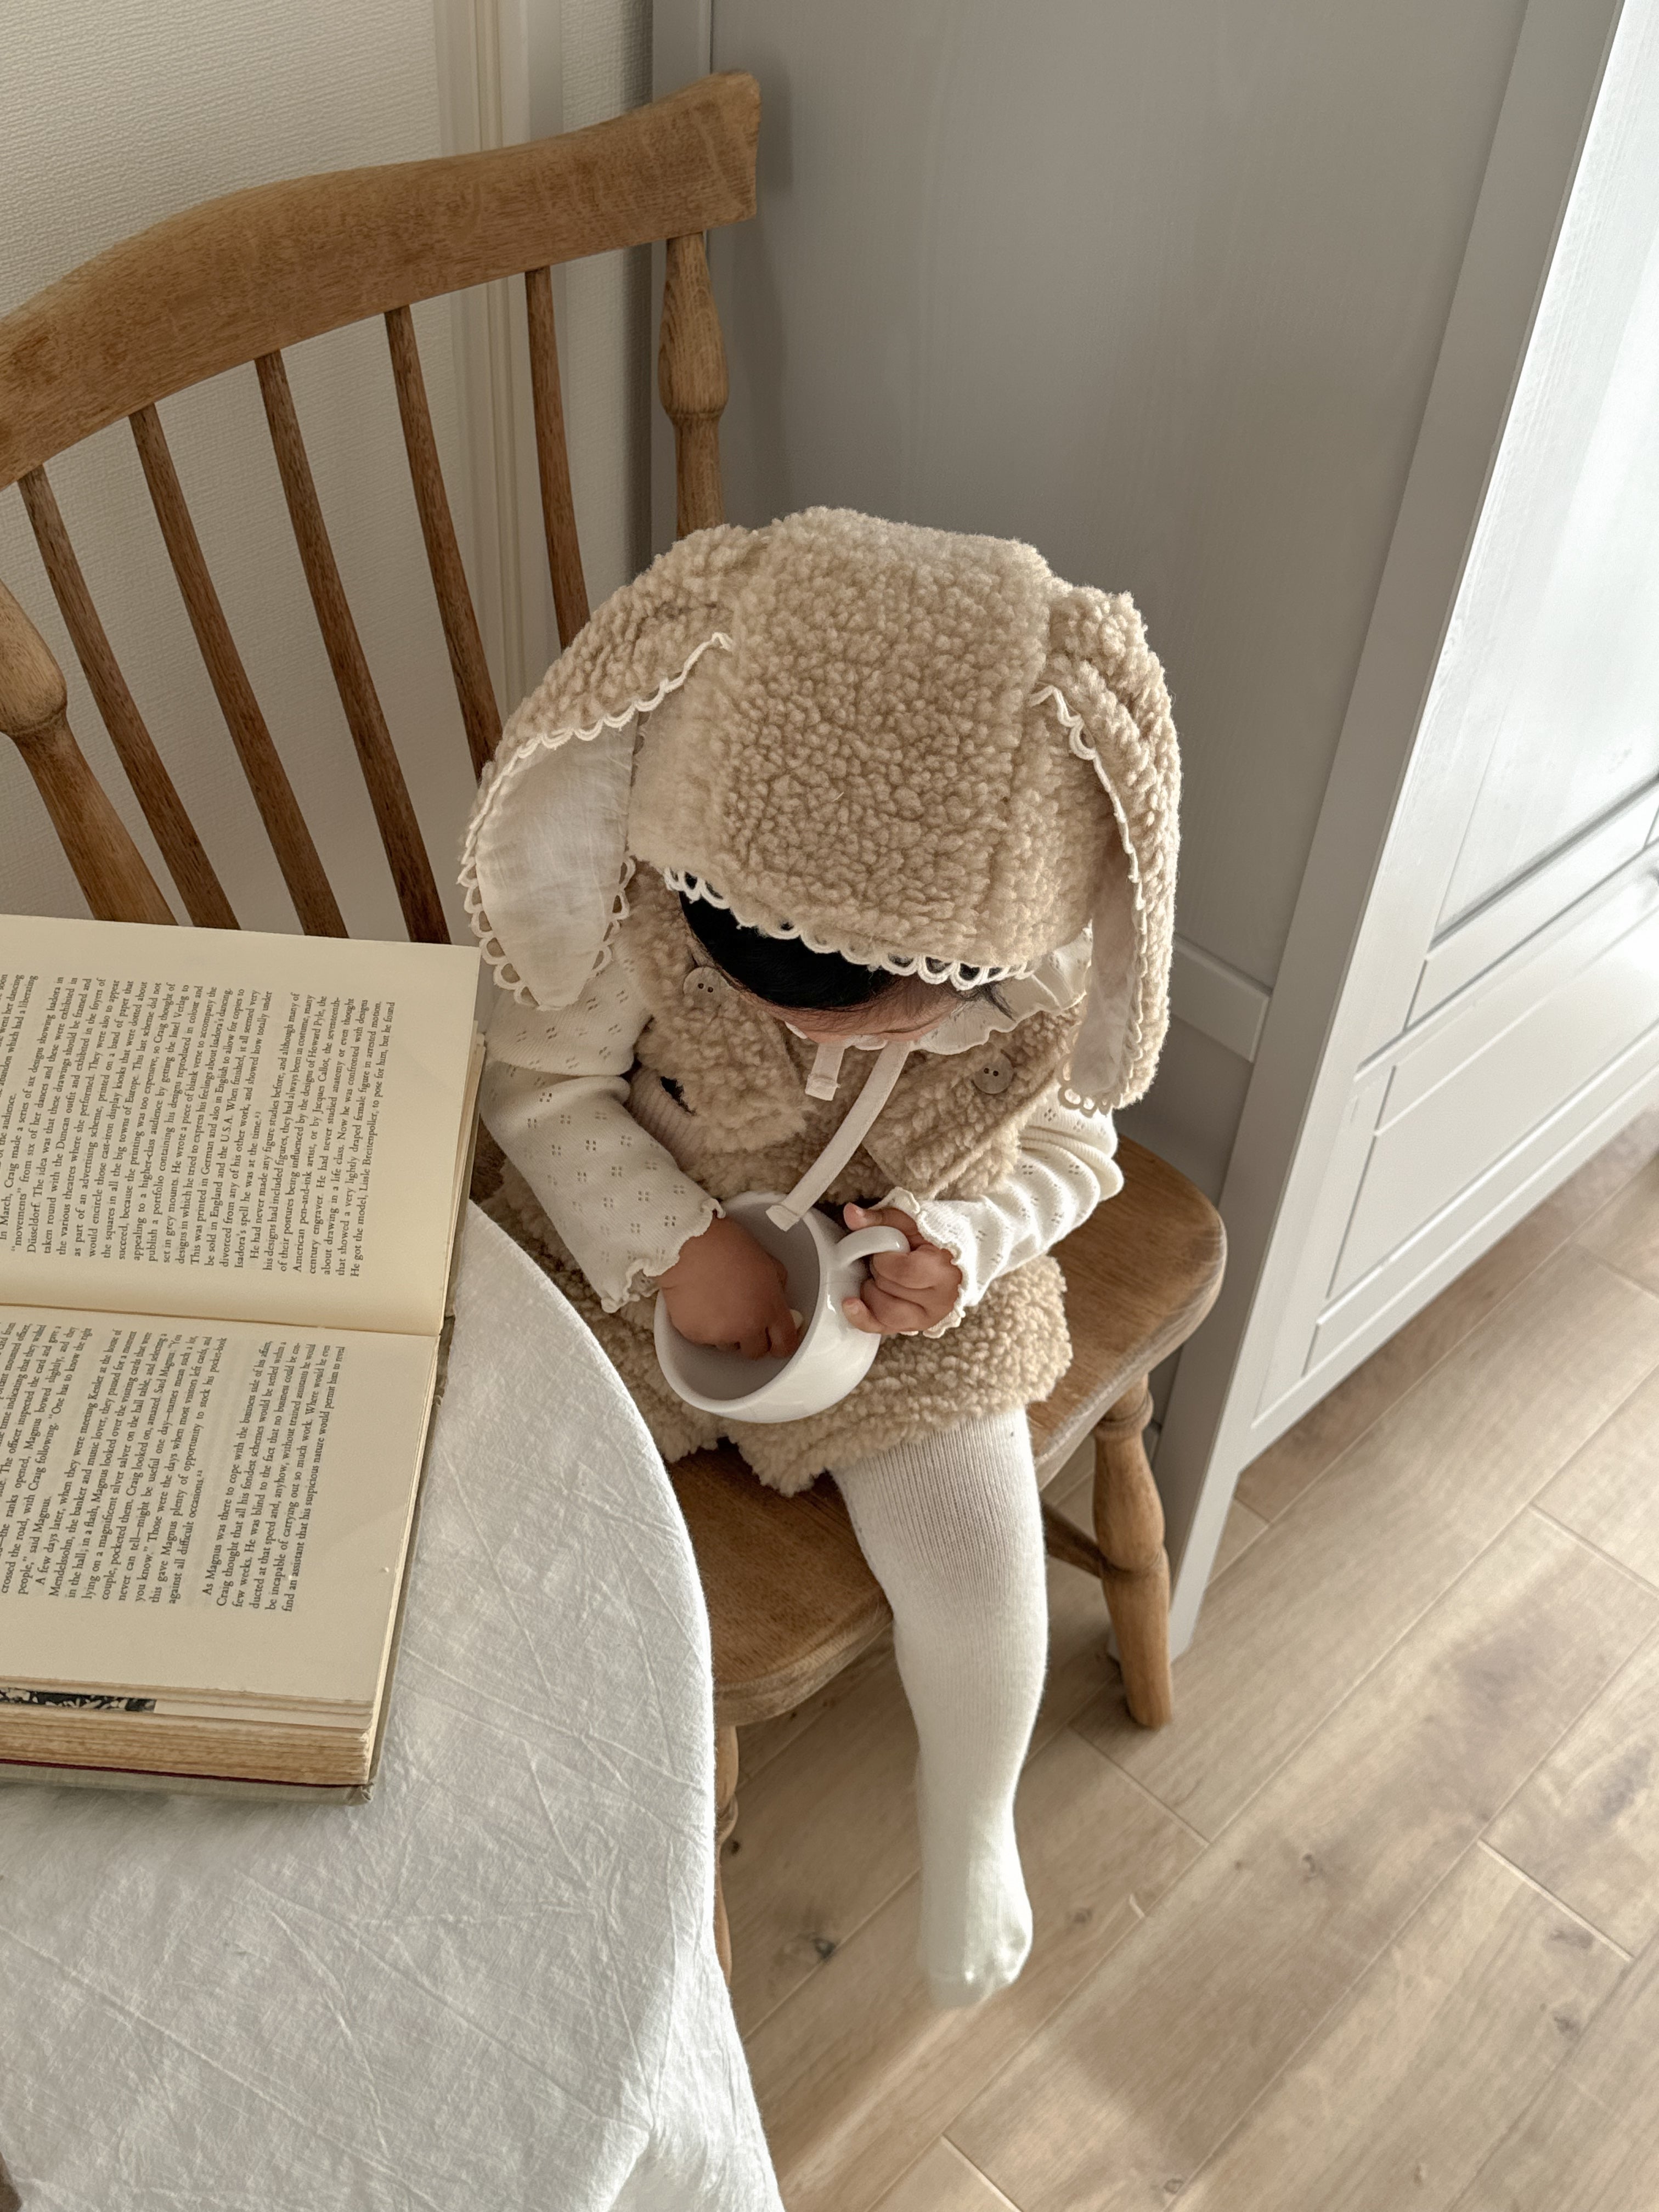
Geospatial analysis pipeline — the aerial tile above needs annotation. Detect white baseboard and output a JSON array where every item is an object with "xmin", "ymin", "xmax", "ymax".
[{"xmin": 1169, "ymin": 937, "xmax": 1272, "ymax": 1064}]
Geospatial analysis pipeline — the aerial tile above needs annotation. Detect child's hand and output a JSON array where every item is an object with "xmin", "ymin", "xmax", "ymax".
[
  {"xmin": 839, "ymin": 1204, "xmax": 962, "ymax": 1336},
  {"xmin": 654, "ymin": 1214, "xmax": 803, "ymax": 1361}
]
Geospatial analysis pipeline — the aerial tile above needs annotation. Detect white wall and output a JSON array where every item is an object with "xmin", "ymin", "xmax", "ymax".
[
  {"xmin": 425, "ymin": 0, "xmax": 652, "ymax": 738},
  {"xmin": 692, "ymin": 0, "xmax": 1534, "ymax": 1197},
  {"xmin": 425, "ymin": 0, "xmax": 652, "ymax": 726},
  {"xmin": 537, "ymin": 0, "xmax": 654, "ymax": 611},
  {"xmin": 0, "ymin": 0, "xmax": 482, "ymax": 941}
]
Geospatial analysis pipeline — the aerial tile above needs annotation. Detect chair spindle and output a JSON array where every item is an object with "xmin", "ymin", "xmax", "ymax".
[
  {"xmin": 254, "ymin": 352, "xmax": 448, "ymax": 944},
  {"xmin": 129, "ymin": 402, "xmax": 345, "ymax": 938},
  {"xmin": 19, "ymin": 467, "xmax": 235, "ymax": 929},
  {"xmin": 0, "ymin": 579, "xmax": 174, "ymax": 926},
  {"xmin": 1094, "ymin": 1381, "xmax": 1174, "ymax": 1728},
  {"xmin": 658, "ymin": 234, "xmax": 728, "ymax": 539},
  {"xmin": 383, "ymin": 306, "xmax": 501, "ymax": 778},
  {"xmin": 523, "ymin": 267, "xmax": 590, "ymax": 650}
]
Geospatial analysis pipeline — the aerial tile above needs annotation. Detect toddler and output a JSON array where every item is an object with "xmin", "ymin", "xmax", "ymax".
[{"xmin": 465, "ymin": 509, "xmax": 1178, "ymax": 2004}]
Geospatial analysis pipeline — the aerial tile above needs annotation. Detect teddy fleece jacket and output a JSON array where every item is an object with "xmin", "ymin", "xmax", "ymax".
[{"xmin": 462, "ymin": 509, "xmax": 1179, "ymax": 1490}]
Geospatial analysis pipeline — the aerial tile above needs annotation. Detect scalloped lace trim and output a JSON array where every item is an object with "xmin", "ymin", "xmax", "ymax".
[
  {"xmin": 663, "ymin": 868, "xmax": 1037, "ymax": 994},
  {"xmin": 461, "ymin": 633, "xmax": 735, "ymax": 1003},
  {"xmin": 1033, "ymin": 681, "xmax": 1148, "ymax": 1117}
]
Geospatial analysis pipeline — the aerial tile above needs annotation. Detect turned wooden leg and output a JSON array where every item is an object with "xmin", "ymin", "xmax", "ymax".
[
  {"xmin": 0, "ymin": 2144, "xmax": 18, "ymax": 2212},
  {"xmin": 1093, "ymin": 1379, "xmax": 1173, "ymax": 1729},
  {"xmin": 713, "ymin": 1723, "xmax": 740, "ymax": 1983}
]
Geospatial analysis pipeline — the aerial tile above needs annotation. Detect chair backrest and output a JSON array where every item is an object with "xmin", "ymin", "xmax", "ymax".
[{"xmin": 0, "ymin": 73, "xmax": 759, "ymax": 940}]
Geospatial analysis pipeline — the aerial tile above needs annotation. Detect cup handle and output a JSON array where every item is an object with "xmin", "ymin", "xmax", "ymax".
[{"xmin": 836, "ymin": 1225, "xmax": 911, "ymax": 1270}]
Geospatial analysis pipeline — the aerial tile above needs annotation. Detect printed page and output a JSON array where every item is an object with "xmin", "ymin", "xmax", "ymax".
[
  {"xmin": 0, "ymin": 1302, "xmax": 436, "ymax": 1710},
  {"xmin": 0, "ymin": 913, "xmax": 479, "ymax": 1335}
]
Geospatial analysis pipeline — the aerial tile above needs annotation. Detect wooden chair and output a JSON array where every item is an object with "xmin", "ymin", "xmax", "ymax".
[
  {"xmin": 676, "ymin": 1142, "xmax": 1222, "ymax": 1969},
  {"xmin": 0, "ymin": 74, "xmax": 1225, "ymax": 1983}
]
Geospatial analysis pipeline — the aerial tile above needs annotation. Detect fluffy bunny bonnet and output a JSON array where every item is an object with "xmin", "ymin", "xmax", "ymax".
[{"xmin": 461, "ymin": 507, "xmax": 1179, "ymax": 1111}]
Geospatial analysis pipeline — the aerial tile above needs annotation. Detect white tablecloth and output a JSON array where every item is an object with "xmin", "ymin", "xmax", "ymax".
[{"xmin": 0, "ymin": 1207, "xmax": 782, "ymax": 2211}]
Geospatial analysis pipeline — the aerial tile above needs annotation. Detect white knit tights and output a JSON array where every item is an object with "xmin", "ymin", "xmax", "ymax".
[{"xmin": 830, "ymin": 1410, "xmax": 1048, "ymax": 2006}]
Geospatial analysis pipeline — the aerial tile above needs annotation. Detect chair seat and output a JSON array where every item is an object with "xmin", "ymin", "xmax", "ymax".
[
  {"xmin": 1028, "ymin": 1136, "xmax": 1226, "ymax": 1478},
  {"xmin": 669, "ymin": 1453, "xmax": 887, "ymax": 1728},
  {"xmin": 672, "ymin": 1137, "xmax": 1224, "ymax": 1728}
]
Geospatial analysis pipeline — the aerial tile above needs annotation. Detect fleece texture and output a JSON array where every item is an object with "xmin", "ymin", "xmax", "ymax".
[
  {"xmin": 462, "ymin": 507, "xmax": 1180, "ymax": 1110},
  {"xmin": 462, "ymin": 508, "xmax": 1180, "ymax": 1485},
  {"xmin": 624, "ymin": 868, "xmax": 1084, "ymax": 1197},
  {"xmin": 484, "ymin": 870, "xmax": 1080, "ymax": 1492},
  {"xmin": 628, "ymin": 513, "xmax": 1107, "ymax": 975},
  {"xmin": 489, "ymin": 1162, "xmax": 1071, "ymax": 1496}
]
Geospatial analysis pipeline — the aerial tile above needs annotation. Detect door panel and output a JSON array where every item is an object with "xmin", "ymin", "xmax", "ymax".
[
  {"xmin": 1257, "ymin": 0, "xmax": 1659, "ymax": 1378},
  {"xmin": 1158, "ymin": 0, "xmax": 1656, "ymax": 1652},
  {"xmin": 1306, "ymin": 1020, "xmax": 1659, "ymax": 1378},
  {"xmin": 1332, "ymin": 878, "xmax": 1659, "ymax": 1300},
  {"xmin": 1409, "ymin": 777, "xmax": 1659, "ymax": 1022},
  {"xmin": 1435, "ymin": 208, "xmax": 1659, "ymax": 927}
]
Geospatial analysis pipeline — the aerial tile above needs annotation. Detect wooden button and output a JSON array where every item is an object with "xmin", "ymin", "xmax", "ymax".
[
  {"xmin": 973, "ymin": 1052, "xmax": 1014, "ymax": 1096},
  {"xmin": 682, "ymin": 967, "xmax": 727, "ymax": 1004}
]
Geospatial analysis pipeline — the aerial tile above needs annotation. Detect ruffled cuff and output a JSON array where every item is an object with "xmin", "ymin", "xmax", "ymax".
[
  {"xmin": 611, "ymin": 1187, "xmax": 725, "ymax": 1311},
  {"xmin": 879, "ymin": 1185, "xmax": 972, "ymax": 1338}
]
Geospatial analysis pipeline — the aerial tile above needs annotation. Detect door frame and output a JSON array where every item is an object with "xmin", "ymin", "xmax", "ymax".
[{"xmin": 1158, "ymin": 0, "xmax": 1633, "ymax": 1651}]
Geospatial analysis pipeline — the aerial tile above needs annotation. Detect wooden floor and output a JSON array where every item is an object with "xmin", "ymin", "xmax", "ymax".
[{"xmin": 727, "ymin": 1107, "xmax": 1659, "ymax": 2211}]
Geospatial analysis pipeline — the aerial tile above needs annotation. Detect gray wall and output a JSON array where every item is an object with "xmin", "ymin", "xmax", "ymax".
[
  {"xmin": 702, "ymin": 0, "xmax": 1531, "ymax": 1195},
  {"xmin": 529, "ymin": 0, "xmax": 655, "ymax": 611}
]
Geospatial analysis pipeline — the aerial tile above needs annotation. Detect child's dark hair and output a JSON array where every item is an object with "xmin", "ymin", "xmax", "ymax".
[
  {"xmin": 679, "ymin": 894, "xmax": 1013, "ymax": 1023},
  {"xmin": 680, "ymin": 893, "xmax": 909, "ymax": 1011}
]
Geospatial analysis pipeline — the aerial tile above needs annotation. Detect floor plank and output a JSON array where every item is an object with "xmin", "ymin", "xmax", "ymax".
[
  {"xmin": 1035, "ymin": 1467, "xmax": 1127, "ymax": 1745},
  {"xmin": 1451, "ymin": 1936, "xmax": 1659, "ymax": 2211},
  {"xmin": 1578, "ymin": 1151, "xmax": 1659, "ymax": 1296},
  {"xmin": 948, "ymin": 1511, "xmax": 1658, "ymax": 2212},
  {"xmin": 738, "ymin": 1630, "xmax": 898, "ymax": 1785},
  {"xmin": 1080, "ymin": 1245, "xmax": 1659, "ymax": 1837},
  {"xmin": 726, "ymin": 1641, "xmax": 921, "ymax": 2033},
  {"xmin": 1487, "ymin": 1623, "xmax": 1659, "ymax": 1957},
  {"xmin": 1535, "ymin": 1363, "xmax": 1659, "ymax": 1590},
  {"xmin": 745, "ymin": 1726, "xmax": 1199, "ymax": 2212},
  {"xmin": 726, "ymin": 1472, "xmax": 1133, "ymax": 2034},
  {"xmin": 875, "ymin": 2141, "xmax": 1022, "ymax": 2212},
  {"xmin": 740, "ymin": 1118, "xmax": 1659, "ymax": 2202},
  {"xmin": 1174, "ymin": 1843, "xmax": 1626, "ymax": 2211},
  {"xmin": 738, "ymin": 1481, "xmax": 1262, "ymax": 1904},
  {"xmin": 1209, "ymin": 1498, "xmax": 1268, "ymax": 1579},
  {"xmin": 1235, "ymin": 1105, "xmax": 1659, "ymax": 1523},
  {"xmin": 1048, "ymin": 1466, "xmax": 1263, "ymax": 1585}
]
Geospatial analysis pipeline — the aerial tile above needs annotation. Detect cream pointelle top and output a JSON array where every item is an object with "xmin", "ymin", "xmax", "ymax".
[{"xmin": 481, "ymin": 953, "xmax": 1124, "ymax": 1340}]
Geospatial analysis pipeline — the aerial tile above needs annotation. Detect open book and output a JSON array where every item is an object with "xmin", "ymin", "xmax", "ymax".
[{"xmin": 0, "ymin": 913, "xmax": 482, "ymax": 1796}]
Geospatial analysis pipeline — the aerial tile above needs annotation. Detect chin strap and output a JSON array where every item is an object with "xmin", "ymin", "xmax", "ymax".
[
  {"xmin": 766, "ymin": 1042, "xmax": 913, "ymax": 1231},
  {"xmin": 804, "ymin": 1039, "xmax": 848, "ymax": 1100}
]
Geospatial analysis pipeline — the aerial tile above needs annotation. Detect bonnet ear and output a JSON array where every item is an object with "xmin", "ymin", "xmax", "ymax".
[
  {"xmin": 1039, "ymin": 587, "xmax": 1180, "ymax": 1111},
  {"xmin": 460, "ymin": 526, "xmax": 757, "ymax": 1008}
]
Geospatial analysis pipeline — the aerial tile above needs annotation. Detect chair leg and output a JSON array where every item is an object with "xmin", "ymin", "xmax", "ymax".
[
  {"xmin": 713, "ymin": 1723, "xmax": 740, "ymax": 1983},
  {"xmin": 1093, "ymin": 1378, "xmax": 1173, "ymax": 1729}
]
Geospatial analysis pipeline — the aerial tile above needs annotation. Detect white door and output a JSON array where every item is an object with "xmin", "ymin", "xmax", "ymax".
[{"xmin": 1158, "ymin": 0, "xmax": 1659, "ymax": 1645}]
